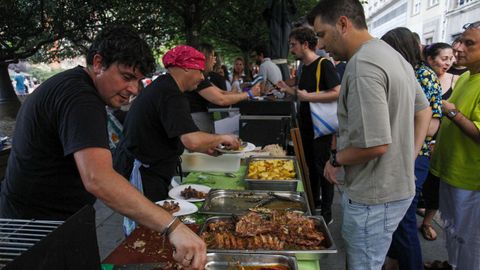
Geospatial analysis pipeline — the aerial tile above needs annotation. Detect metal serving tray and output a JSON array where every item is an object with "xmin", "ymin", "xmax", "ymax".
[
  {"xmin": 198, "ymin": 189, "xmax": 310, "ymax": 216},
  {"xmin": 244, "ymin": 156, "xmax": 300, "ymax": 192},
  {"xmin": 200, "ymin": 216, "xmax": 337, "ymax": 260},
  {"xmin": 206, "ymin": 252, "xmax": 297, "ymax": 270}
]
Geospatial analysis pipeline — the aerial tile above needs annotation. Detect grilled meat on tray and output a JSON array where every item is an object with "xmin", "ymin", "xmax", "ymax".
[{"xmin": 201, "ymin": 210, "xmax": 326, "ymax": 250}]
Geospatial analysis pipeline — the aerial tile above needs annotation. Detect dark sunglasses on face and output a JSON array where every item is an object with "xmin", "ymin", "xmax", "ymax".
[{"xmin": 463, "ymin": 21, "xmax": 480, "ymax": 30}]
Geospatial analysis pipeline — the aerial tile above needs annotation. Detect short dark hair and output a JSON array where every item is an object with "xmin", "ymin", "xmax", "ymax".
[
  {"xmin": 307, "ymin": 0, "xmax": 367, "ymax": 30},
  {"xmin": 196, "ymin": 43, "xmax": 215, "ymax": 58},
  {"xmin": 381, "ymin": 27, "xmax": 421, "ymax": 68},
  {"xmin": 423, "ymin": 42, "xmax": 452, "ymax": 61},
  {"xmin": 254, "ymin": 44, "xmax": 270, "ymax": 58},
  {"xmin": 86, "ymin": 24, "xmax": 155, "ymax": 76},
  {"xmin": 289, "ymin": 27, "xmax": 318, "ymax": 51}
]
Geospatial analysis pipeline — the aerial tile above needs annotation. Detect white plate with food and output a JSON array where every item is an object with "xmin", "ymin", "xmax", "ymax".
[
  {"xmin": 155, "ymin": 200, "xmax": 198, "ymax": 216},
  {"xmin": 216, "ymin": 142, "xmax": 255, "ymax": 154},
  {"xmin": 168, "ymin": 184, "xmax": 211, "ymax": 202}
]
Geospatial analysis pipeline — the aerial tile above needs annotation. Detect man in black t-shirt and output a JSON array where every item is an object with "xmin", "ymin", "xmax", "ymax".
[
  {"xmin": 278, "ymin": 27, "xmax": 341, "ymax": 224},
  {"xmin": 0, "ymin": 27, "xmax": 207, "ymax": 269},
  {"xmin": 113, "ymin": 45, "xmax": 240, "ymax": 202},
  {"xmin": 185, "ymin": 43, "xmax": 260, "ymax": 133}
]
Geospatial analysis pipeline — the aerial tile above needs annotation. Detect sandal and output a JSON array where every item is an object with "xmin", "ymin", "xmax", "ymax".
[
  {"xmin": 424, "ymin": 260, "xmax": 452, "ymax": 270},
  {"xmin": 420, "ymin": 223, "xmax": 438, "ymax": 241}
]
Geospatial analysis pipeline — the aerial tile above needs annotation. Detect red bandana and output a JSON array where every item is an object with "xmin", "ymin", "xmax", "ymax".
[{"xmin": 162, "ymin": 45, "xmax": 205, "ymax": 71}]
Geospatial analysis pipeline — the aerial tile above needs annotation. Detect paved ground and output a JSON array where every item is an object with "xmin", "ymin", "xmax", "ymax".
[{"xmin": 95, "ymin": 188, "xmax": 448, "ymax": 269}]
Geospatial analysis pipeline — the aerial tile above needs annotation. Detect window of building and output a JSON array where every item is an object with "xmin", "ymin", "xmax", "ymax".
[
  {"xmin": 425, "ymin": 37, "xmax": 433, "ymax": 45},
  {"xmin": 412, "ymin": 0, "xmax": 421, "ymax": 15},
  {"xmin": 373, "ymin": 3, "xmax": 408, "ymax": 28},
  {"xmin": 429, "ymin": 0, "xmax": 439, "ymax": 7},
  {"xmin": 458, "ymin": 0, "xmax": 472, "ymax": 6}
]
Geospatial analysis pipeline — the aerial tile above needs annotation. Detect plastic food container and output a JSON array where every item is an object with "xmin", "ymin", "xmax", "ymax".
[{"xmin": 181, "ymin": 151, "xmax": 241, "ymax": 172}]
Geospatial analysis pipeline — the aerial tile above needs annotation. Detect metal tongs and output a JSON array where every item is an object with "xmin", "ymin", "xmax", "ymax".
[{"xmin": 253, "ymin": 192, "xmax": 297, "ymax": 208}]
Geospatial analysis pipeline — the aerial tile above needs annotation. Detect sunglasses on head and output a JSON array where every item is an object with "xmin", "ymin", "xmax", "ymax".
[{"xmin": 463, "ymin": 21, "xmax": 480, "ymax": 30}]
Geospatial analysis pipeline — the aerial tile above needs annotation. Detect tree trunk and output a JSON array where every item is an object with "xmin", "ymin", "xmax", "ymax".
[
  {"xmin": 185, "ymin": 24, "xmax": 200, "ymax": 47},
  {"xmin": 184, "ymin": 15, "xmax": 202, "ymax": 47},
  {"xmin": 0, "ymin": 63, "xmax": 21, "ymax": 120},
  {"xmin": 183, "ymin": 2, "xmax": 202, "ymax": 47}
]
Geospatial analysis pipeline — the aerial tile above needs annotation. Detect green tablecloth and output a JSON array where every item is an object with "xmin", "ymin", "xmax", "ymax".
[
  {"xmin": 182, "ymin": 165, "xmax": 304, "ymax": 191},
  {"xmin": 181, "ymin": 166, "xmax": 318, "ymax": 270}
]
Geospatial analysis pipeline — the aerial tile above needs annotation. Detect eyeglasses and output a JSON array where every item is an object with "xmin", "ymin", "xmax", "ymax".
[{"xmin": 463, "ymin": 21, "xmax": 480, "ymax": 30}]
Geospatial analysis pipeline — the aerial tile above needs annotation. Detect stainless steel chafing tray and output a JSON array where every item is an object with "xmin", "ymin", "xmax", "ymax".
[
  {"xmin": 198, "ymin": 189, "xmax": 310, "ymax": 216},
  {"xmin": 206, "ymin": 252, "xmax": 298, "ymax": 270},
  {"xmin": 244, "ymin": 156, "xmax": 300, "ymax": 192},
  {"xmin": 200, "ymin": 216, "xmax": 337, "ymax": 260}
]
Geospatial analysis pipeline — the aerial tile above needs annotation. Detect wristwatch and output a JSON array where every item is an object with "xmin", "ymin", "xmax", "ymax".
[
  {"xmin": 329, "ymin": 151, "xmax": 341, "ymax": 167},
  {"xmin": 446, "ymin": 109, "xmax": 458, "ymax": 119}
]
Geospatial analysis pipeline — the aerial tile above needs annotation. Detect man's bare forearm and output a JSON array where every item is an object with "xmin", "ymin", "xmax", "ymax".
[
  {"xmin": 74, "ymin": 148, "xmax": 172, "ymax": 233},
  {"xmin": 450, "ymin": 112, "xmax": 480, "ymax": 143}
]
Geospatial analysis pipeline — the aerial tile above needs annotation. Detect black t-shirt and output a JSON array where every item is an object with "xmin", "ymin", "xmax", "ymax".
[
  {"xmin": 335, "ymin": 61, "xmax": 347, "ymax": 80},
  {"xmin": 185, "ymin": 79, "xmax": 213, "ymax": 113},
  {"xmin": 208, "ymin": 72, "xmax": 227, "ymax": 90},
  {"xmin": 0, "ymin": 66, "xmax": 109, "ymax": 219},
  {"xmin": 298, "ymin": 57, "xmax": 341, "ymax": 140},
  {"xmin": 447, "ymin": 66, "xmax": 468, "ymax": 76},
  {"xmin": 114, "ymin": 74, "xmax": 199, "ymax": 181}
]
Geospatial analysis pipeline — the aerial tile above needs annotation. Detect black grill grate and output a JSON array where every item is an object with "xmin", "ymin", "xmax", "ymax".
[{"xmin": 0, "ymin": 219, "xmax": 63, "ymax": 268}]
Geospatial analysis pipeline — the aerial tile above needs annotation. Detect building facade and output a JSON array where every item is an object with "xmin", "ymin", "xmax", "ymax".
[
  {"xmin": 445, "ymin": 0, "xmax": 480, "ymax": 42},
  {"xmin": 364, "ymin": 0, "xmax": 480, "ymax": 44},
  {"xmin": 365, "ymin": 0, "xmax": 409, "ymax": 38}
]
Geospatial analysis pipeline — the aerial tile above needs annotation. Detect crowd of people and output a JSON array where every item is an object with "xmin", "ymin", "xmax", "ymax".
[
  {"xmin": 308, "ymin": 1, "xmax": 479, "ymax": 270},
  {"xmin": 0, "ymin": 0, "xmax": 478, "ymax": 269}
]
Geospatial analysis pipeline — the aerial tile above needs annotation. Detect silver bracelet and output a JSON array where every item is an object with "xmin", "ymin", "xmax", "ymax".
[{"xmin": 161, "ymin": 217, "xmax": 179, "ymax": 236}]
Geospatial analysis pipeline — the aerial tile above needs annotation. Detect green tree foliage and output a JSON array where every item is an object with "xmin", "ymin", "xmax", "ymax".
[
  {"xmin": 0, "ymin": 0, "xmax": 325, "ymax": 106},
  {"xmin": 202, "ymin": 0, "xmax": 317, "ymax": 67},
  {"xmin": 0, "ymin": 0, "xmax": 109, "ymax": 104},
  {"xmin": 0, "ymin": 0, "xmax": 110, "ymax": 63},
  {"xmin": 154, "ymin": 0, "xmax": 232, "ymax": 47},
  {"xmin": 100, "ymin": 0, "xmax": 179, "ymax": 54},
  {"xmin": 204, "ymin": 0, "xmax": 269, "ymax": 64}
]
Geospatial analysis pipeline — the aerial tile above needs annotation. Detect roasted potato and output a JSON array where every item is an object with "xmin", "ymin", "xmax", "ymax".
[{"xmin": 247, "ymin": 159, "xmax": 295, "ymax": 180}]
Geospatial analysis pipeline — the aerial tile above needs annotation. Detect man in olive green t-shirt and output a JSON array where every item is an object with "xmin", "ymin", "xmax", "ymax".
[
  {"xmin": 430, "ymin": 22, "xmax": 480, "ymax": 270},
  {"xmin": 307, "ymin": 0, "xmax": 431, "ymax": 268}
]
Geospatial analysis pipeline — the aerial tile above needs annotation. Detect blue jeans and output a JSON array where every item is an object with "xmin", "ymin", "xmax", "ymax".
[
  {"xmin": 388, "ymin": 155, "xmax": 430, "ymax": 270},
  {"xmin": 342, "ymin": 192, "xmax": 413, "ymax": 270},
  {"xmin": 440, "ymin": 181, "xmax": 480, "ymax": 270}
]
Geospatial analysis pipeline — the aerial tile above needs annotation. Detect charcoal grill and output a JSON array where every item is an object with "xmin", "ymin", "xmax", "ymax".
[
  {"xmin": 0, "ymin": 205, "xmax": 101, "ymax": 270},
  {"xmin": 0, "ymin": 218, "xmax": 63, "ymax": 267}
]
